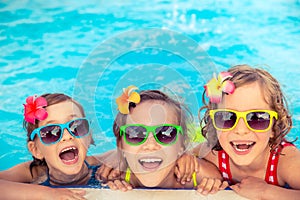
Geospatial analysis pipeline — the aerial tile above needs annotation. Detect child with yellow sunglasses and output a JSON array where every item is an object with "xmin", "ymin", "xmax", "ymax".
[{"xmin": 178, "ymin": 64, "xmax": 300, "ymax": 199}]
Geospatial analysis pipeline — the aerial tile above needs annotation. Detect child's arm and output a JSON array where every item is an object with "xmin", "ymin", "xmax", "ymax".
[
  {"xmin": 231, "ymin": 146, "xmax": 300, "ymax": 200},
  {"xmin": 0, "ymin": 179, "xmax": 87, "ymax": 200},
  {"xmin": 195, "ymin": 158, "xmax": 228, "ymax": 195},
  {"xmin": 0, "ymin": 162, "xmax": 33, "ymax": 182},
  {"xmin": 1, "ymin": 163, "xmax": 87, "ymax": 200}
]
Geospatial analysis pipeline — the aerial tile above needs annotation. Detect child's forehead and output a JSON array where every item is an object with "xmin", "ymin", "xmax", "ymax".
[
  {"xmin": 127, "ymin": 100, "xmax": 178, "ymax": 125},
  {"xmin": 45, "ymin": 101, "xmax": 83, "ymax": 119},
  {"xmin": 220, "ymin": 82, "xmax": 271, "ymax": 110}
]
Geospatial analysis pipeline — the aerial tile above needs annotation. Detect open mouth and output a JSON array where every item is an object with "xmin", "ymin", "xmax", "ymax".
[
  {"xmin": 138, "ymin": 157, "xmax": 163, "ymax": 171},
  {"xmin": 59, "ymin": 146, "xmax": 79, "ymax": 164},
  {"xmin": 230, "ymin": 141, "xmax": 256, "ymax": 152}
]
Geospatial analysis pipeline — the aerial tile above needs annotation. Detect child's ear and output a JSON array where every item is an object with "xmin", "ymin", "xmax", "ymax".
[{"xmin": 28, "ymin": 141, "xmax": 44, "ymax": 160}]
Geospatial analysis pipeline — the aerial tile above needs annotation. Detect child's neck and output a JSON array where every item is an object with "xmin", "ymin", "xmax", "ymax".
[
  {"xmin": 230, "ymin": 146, "xmax": 270, "ymax": 179},
  {"xmin": 48, "ymin": 164, "xmax": 90, "ymax": 186}
]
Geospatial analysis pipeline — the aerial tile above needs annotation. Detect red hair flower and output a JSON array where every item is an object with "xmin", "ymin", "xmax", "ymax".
[
  {"xmin": 204, "ymin": 72, "xmax": 235, "ymax": 103},
  {"xmin": 116, "ymin": 85, "xmax": 141, "ymax": 114},
  {"xmin": 23, "ymin": 95, "xmax": 48, "ymax": 124}
]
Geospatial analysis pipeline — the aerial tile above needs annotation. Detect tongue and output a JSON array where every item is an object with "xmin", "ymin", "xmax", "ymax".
[
  {"xmin": 60, "ymin": 151, "xmax": 75, "ymax": 161},
  {"xmin": 236, "ymin": 144, "xmax": 250, "ymax": 150}
]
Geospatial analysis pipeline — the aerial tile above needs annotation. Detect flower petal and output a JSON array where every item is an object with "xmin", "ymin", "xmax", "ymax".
[
  {"xmin": 116, "ymin": 95, "xmax": 129, "ymax": 114},
  {"xmin": 128, "ymin": 91, "xmax": 141, "ymax": 104},
  {"xmin": 218, "ymin": 72, "xmax": 233, "ymax": 82},
  {"xmin": 35, "ymin": 96, "xmax": 48, "ymax": 107},
  {"xmin": 221, "ymin": 80, "xmax": 235, "ymax": 94},
  {"xmin": 126, "ymin": 85, "xmax": 139, "ymax": 96},
  {"xmin": 116, "ymin": 85, "xmax": 140, "ymax": 114},
  {"xmin": 204, "ymin": 78, "xmax": 223, "ymax": 103},
  {"xmin": 24, "ymin": 111, "xmax": 36, "ymax": 124},
  {"xmin": 35, "ymin": 108, "xmax": 48, "ymax": 121},
  {"xmin": 25, "ymin": 95, "xmax": 34, "ymax": 104}
]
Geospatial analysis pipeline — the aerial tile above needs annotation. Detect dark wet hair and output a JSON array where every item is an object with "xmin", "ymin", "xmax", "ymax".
[{"xmin": 200, "ymin": 64, "xmax": 293, "ymax": 152}]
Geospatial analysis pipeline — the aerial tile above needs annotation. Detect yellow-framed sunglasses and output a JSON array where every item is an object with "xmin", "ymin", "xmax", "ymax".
[{"xmin": 209, "ymin": 109, "xmax": 278, "ymax": 132}]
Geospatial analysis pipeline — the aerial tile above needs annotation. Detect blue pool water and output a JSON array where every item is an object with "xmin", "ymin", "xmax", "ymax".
[{"xmin": 1, "ymin": 0, "xmax": 300, "ymax": 170}]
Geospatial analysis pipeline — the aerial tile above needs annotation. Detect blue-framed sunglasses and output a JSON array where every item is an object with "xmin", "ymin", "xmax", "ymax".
[{"xmin": 30, "ymin": 118, "xmax": 90, "ymax": 145}]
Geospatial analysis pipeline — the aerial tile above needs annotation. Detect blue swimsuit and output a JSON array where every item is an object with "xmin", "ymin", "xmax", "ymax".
[{"xmin": 39, "ymin": 161, "xmax": 102, "ymax": 188}]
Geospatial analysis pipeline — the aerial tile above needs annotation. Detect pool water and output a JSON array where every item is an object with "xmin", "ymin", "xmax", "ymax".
[{"xmin": 1, "ymin": 0, "xmax": 300, "ymax": 170}]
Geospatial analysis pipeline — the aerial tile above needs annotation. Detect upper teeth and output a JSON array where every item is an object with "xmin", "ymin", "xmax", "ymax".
[
  {"xmin": 61, "ymin": 147, "xmax": 76, "ymax": 153},
  {"xmin": 140, "ymin": 158, "xmax": 162, "ymax": 163},
  {"xmin": 232, "ymin": 142, "xmax": 254, "ymax": 145}
]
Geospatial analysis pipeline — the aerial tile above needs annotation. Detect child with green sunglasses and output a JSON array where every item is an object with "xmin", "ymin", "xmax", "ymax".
[
  {"xmin": 0, "ymin": 93, "xmax": 112, "ymax": 199},
  {"xmin": 177, "ymin": 65, "xmax": 300, "ymax": 199},
  {"xmin": 105, "ymin": 87, "xmax": 228, "ymax": 194}
]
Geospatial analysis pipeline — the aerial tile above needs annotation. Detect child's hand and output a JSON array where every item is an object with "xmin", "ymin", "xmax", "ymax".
[
  {"xmin": 230, "ymin": 176, "xmax": 268, "ymax": 199},
  {"xmin": 106, "ymin": 179, "xmax": 133, "ymax": 192},
  {"xmin": 96, "ymin": 164, "xmax": 121, "ymax": 182},
  {"xmin": 196, "ymin": 178, "xmax": 228, "ymax": 195},
  {"xmin": 175, "ymin": 153, "xmax": 198, "ymax": 184}
]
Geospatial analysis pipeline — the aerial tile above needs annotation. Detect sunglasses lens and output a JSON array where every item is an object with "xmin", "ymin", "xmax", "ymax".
[
  {"xmin": 246, "ymin": 112, "xmax": 271, "ymax": 130},
  {"xmin": 155, "ymin": 126, "xmax": 178, "ymax": 144},
  {"xmin": 125, "ymin": 126, "xmax": 147, "ymax": 144},
  {"xmin": 40, "ymin": 125, "xmax": 62, "ymax": 144},
  {"xmin": 214, "ymin": 111, "xmax": 237, "ymax": 129},
  {"xmin": 69, "ymin": 119, "xmax": 90, "ymax": 137}
]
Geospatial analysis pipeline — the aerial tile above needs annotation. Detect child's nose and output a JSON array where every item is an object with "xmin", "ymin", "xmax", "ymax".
[
  {"xmin": 61, "ymin": 128, "xmax": 74, "ymax": 141},
  {"xmin": 234, "ymin": 118, "xmax": 250, "ymax": 135},
  {"xmin": 142, "ymin": 132, "xmax": 160, "ymax": 150}
]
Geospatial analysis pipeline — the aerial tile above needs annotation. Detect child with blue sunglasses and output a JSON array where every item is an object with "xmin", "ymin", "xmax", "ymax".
[
  {"xmin": 0, "ymin": 93, "xmax": 110, "ymax": 199},
  {"xmin": 105, "ymin": 87, "xmax": 228, "ymax": 194},
  {"xmin": 177, "ymin": 65, "xmax": 300, "ymax": 199}
]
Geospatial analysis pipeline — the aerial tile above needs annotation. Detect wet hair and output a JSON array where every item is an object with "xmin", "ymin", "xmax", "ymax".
[
  {"xmin": 113, "ymin": 90, "xmax": 193, "ymax": 149},
  {"xmin": 23, "ymin": 93, "xmax": 89, "ymax": 175},
  {"xmin": 200, "ymin": 64, "xmax": 293, "ymax": 152}
]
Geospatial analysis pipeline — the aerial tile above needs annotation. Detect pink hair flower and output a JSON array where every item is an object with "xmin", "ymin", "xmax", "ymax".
[
  {"xmin": 23, "ymin": 95, "xmax": 48, "ymax": 124},
  {"xmin": 116, "ymin": 85, "xmax": 141, "ymax": 114},
  {"xmin": 204, "ymin": 72, "xmax": 235, "ymax": 103}
]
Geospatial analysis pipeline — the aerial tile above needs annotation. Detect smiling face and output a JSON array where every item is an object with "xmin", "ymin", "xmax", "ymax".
[
  {"xmin": 28, "ymin": 101, "xmax": 91, "ymax": 175},
  {"xmin": 121, "ymin": 100, "xmax": 183, "ymax": 187},
  {"xmin": 217, "ymin": 82, "xmax": 274, "ymax": 166}
]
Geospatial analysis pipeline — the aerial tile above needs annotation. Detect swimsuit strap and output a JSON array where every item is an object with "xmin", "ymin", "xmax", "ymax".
[
  {"xmin": 265, "ymin": 140, "xmax": 294, "ymax": 185},
  {"xmin": 218, "ymin": 150, "xmax": 233, "ymax": 184},
  {"xmin": 84, "ymin": 160, "xmax": 102, "ymax": 187},
  {"xmin": 192, "ymin": 171, "xmax": 197, "ymax": 187},
  {"xmin": 125, "ymin": 167, "xmax": 131, "ymax": 183}
]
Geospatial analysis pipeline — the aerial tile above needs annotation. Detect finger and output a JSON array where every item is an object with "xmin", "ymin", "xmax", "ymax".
[
  {"xmin": 121, "ymin": 180, "xmax": 133, "ymax": 190},
  {"xmin": 174, "ymin": 166, "xmax": 181, "ymax": 180},
  {"xmin": 99, "ymin": 165, "xmax": 113, "ymax": 180},
  {"xmin": 194, "ymin": 156, "xmax": 199, "ymax": 173},
  {"xmin": 108, "ymin": 169, "xmax": 121, "ymax": 179},
  {"xmin": 219, "ymin": 181, "xmax": 229, "ymax": 190},
  {"xmin": 114, "ymin": 179, "xmax": 128, "ymax": 191},
  {"xmin": 181, "ymin": 159, "xmax": 192, "ymax": 184},
  {"xmin": 201, "ymin": 178, "xmax": 215, "ymax": 195},
  {"xmin": 107, "ymin": 181, "xmax": 118, "ymax": 190},
  {"xmin": 230, "ymin": 183, "xmax": 241, "ymax": 193},
  {"xmin": 210, "ymin": 179, "xmax": 222, "ymax": 194},
  {"xmin": 196, "ymin": 177, "xmax": 208, "ymax": 193}
]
